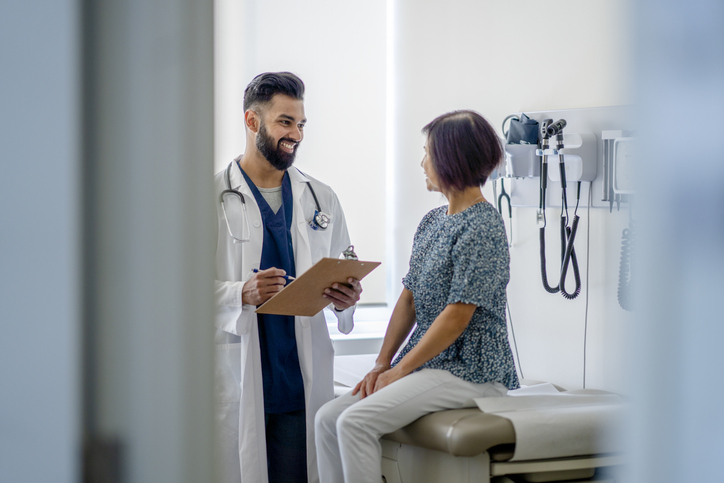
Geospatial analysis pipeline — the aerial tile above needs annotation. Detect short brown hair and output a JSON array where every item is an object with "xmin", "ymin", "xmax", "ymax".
[{"xmin": 422, "ymin": 110, "xmax": 502, "ymax": 191}]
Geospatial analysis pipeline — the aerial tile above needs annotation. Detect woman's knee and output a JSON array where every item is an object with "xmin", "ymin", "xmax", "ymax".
[
  {"xmin": 335, "ymin": 405, "xmax": 366, "ymax": 440},
  {"xmin": 315, "ymin": 396, "xmax": 346, "ymax": 434}
]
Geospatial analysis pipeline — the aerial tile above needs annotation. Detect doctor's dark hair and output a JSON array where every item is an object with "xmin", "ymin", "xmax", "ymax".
[
  {"xmin": 422, "ymin": 110, "xmax": 502, "ymax": 191},
  {"xmin": 243, "ymin": 72, "xmax": 305, "ymax": 111}
]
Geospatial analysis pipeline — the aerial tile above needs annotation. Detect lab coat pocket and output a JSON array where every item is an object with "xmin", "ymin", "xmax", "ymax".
[
  {"xmin": 307, "ymin": 222, "xmax": 333, "ymax": 261},
  {"xmin": 309, "ymin": 316, "xmax": 335, "ymax": 369},
  {"xmin": 215, "ymin": 343, "xmax": 242, "ymax": 404}
]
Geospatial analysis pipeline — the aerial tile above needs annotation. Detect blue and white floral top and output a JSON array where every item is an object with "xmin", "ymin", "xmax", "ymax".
[{"xmin": 392, "ymin": 202, "xmax": 520, "ymax": 390}]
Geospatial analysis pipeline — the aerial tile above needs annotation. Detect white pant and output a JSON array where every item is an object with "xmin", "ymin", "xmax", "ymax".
[{"xmin": 314, "ymin": 368, "xmax": 507, "ymax": 483}]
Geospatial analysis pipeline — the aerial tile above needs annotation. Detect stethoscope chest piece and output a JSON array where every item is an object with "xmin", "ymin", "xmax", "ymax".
[{"xmin": 311, "ymin": 210, "xmax": 330, "ymax": 230}]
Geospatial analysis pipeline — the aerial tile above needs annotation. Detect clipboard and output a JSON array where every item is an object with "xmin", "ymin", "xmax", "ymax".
[{"xmin": 255, "ymin": 258, "xmax": 381, "ymax": 317}]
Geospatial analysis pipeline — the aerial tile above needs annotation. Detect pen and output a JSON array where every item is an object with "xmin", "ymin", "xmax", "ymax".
[{"xmin": 253, "ymin": 268, "xmax": 295, "ymax": 282}]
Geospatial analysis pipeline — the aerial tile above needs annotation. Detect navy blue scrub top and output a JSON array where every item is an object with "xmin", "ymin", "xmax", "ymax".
[{"xmin": 241, "ymin": 168, "xmax": 304, "ymax": 413}]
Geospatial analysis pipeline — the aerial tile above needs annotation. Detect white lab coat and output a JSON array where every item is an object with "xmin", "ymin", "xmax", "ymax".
[{"xmin": 214, "ymin": 162, "xmax": 354, "ymax": 483}]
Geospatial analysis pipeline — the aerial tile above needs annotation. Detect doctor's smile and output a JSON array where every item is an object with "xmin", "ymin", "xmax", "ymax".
[{"xmin": 279, "ymin": 139, "xmax": 298, "ymax": 153}]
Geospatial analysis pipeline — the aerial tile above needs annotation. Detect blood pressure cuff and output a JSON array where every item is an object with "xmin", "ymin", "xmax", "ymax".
[{"xmin": 504, "ymin": 113, "xmax": 539, "ymax": 145}]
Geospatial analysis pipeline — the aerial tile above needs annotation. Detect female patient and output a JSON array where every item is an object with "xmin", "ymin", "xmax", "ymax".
[{"xmin": 314, "ymin": 110, "xmax": 520, "ymax": 483}]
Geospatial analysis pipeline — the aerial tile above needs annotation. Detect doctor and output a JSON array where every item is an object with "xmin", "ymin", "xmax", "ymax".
[{"xmin": 214, "ymin": 72, "xmax": 362, "ymax": 483}]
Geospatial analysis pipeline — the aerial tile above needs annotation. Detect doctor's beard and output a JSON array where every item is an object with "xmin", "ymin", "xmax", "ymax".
[{"xmin": 256, "ymin": 121, "xmax": 298, "ymax": 171}]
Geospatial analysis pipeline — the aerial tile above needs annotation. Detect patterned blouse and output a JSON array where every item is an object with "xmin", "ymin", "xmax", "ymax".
[{"xmin": 392, "ymin": 201, "xmax": 520, "ymax": 390}]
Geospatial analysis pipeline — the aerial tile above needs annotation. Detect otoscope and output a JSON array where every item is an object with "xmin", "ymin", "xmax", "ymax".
[
  {"xmin": 547, "ymin": 119, "xmax": 568, "ymax": 199},
  {"xmin": 538, "ymin": 119, "xmax": 553, "ymax": 215}
]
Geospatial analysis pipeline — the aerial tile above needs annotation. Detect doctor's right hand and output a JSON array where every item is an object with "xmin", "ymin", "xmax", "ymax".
[
  {"xmin": 242, "ymin": 268, "xmax": 288, "ymax": 306},
  {"xmin": 352, "ymin": 361, "xmax": 391, "ymax": 399}
]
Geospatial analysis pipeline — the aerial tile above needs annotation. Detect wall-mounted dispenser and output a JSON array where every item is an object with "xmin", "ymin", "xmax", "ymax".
[
  {"xmin": 601, "ymin": 130, "xmax": 634, "ymax": 212},
  {"xmin": 608, "ymin": 136, "xmax": 635, "ymax": 311},
  {"xmin": 504, "ymin": 144, "xmax": 540, "ymax": 178},
  {"xmin": 612, "ymin": 137, "xmax": 635, "ymax": 195},
  {"xmin": 501, "ymin": 113, "xmax": 540, "ymax": 179}
]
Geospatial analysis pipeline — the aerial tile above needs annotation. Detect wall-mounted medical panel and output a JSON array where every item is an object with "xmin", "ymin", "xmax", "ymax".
[
  {"xmin": 506, "ymin": 106, "xmax": 634, "ymax": 208},
  {"xmin": 545, "ymin": 132, "xmax": 597, "ymax": 183}
]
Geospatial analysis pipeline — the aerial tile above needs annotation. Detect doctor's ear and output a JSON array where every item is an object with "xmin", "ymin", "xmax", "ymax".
[{"xmin": 244, "ymin": 110, "xmax": 260, "ymax": 133}]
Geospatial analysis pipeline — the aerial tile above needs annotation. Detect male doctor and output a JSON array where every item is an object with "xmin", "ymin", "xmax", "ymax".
[{"xmin": 214, "ymin": 71, "xmax": 362, "ymax": 483}]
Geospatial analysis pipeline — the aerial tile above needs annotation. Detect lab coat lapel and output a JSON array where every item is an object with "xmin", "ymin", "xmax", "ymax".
[
  {"xmin": 290, "ymin": 168, "xmax": 313, "ymax": 275},
  {"xmin": 289, "ymin": 168, "xmax": 314, "ymax": 393},
  {"xmin": 228, "ymin": 161, "xmax": 267, "ymax": 482}
]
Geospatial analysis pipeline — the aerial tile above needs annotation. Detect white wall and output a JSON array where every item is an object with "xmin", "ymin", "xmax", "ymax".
[{"xmin": 391, "ymin": 0, "xmax": 633, "ymax": 392}]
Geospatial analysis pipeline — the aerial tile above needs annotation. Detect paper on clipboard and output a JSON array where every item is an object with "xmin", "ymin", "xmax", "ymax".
[{"xmin": 255, "ymin": 258, "xmax": 380, "ymax": 317}]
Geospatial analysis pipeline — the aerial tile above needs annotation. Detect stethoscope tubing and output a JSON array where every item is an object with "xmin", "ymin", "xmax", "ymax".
[{"xmin": 222, "ymin": 161, "xmax": 329, "ymax": 238}]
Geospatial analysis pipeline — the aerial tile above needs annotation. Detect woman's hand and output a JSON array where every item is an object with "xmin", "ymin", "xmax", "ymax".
[
  {"xmin": 372, "ymin": 366, "xmax": 406, "ymax": 394},
  {"xmin": 352, "ymin": 362, "xmax": 391, "ymax": 399}
]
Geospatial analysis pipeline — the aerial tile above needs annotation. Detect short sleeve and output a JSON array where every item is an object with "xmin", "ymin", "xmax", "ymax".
[
  {"xmin": 402, "ymin": 238, "xmax": 421, "ymax": 291},
  {"xmin": 446, "ymin": 218, "xmax": 509, "ymax": 308},
  {"xmin": 402, "ymin": 208, "xmax": 441, "ymax": 291}
]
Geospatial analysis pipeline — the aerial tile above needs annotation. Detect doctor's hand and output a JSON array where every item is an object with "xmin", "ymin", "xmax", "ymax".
[
  {"xmin": 323, "ymin": 277, "xmax": 362, "ymax": 312},
  {"xmin": 352, "ymin": 361, "xmax": 391, "ymax": 399},
  {"xmin": 242, "ymin": 268, "xmax": 287, "ymax": 306}
]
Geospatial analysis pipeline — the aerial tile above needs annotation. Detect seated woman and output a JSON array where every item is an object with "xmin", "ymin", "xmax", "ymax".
[{"xmin": 314, "ymin": 110, "xmax": 520, "ymax": 483}]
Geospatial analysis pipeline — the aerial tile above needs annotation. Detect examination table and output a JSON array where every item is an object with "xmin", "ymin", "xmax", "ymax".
[{"xmin": 333, "ymin": 355, "xmax": 626, "ymax": 483}]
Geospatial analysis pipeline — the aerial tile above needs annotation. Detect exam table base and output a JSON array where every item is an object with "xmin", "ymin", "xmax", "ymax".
[{"xmin": 380, "ymin": 440, "xmax": 623, "ymax": 483}]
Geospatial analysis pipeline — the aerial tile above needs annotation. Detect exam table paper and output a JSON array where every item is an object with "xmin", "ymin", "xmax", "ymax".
[{"xmin": 475, "ymin": 391, "xmax": 625, "ymax": 461}]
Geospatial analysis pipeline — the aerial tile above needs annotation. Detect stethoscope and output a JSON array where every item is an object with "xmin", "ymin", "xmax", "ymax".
[{"xmin": 220, "ymin": 161, "xmax": 331, "ymax": 244}]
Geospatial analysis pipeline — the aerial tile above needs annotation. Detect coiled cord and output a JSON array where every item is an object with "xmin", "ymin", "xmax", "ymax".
[
  {"xmin": 617, "ymin": 225, "xmax": 634, "ymax": 311},
  {"xmin": 539, "ymin": 226, "xmax": 560, "ymax": 293},
  {"xmin": 559, "ymin": 218, "xmax": 582, "ymax": 300},
  {"xmin": 559, "ymin": 183, "xmax": 583, "ymax": 300},
  {"xmin": 539, "ymin": 213, "xmax": 581, "ymax": 299}
]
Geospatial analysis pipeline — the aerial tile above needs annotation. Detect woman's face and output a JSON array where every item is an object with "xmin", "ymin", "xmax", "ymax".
[{"xmin": 421, "ymin": 140, "xmax": 441, "ymax": 192}]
